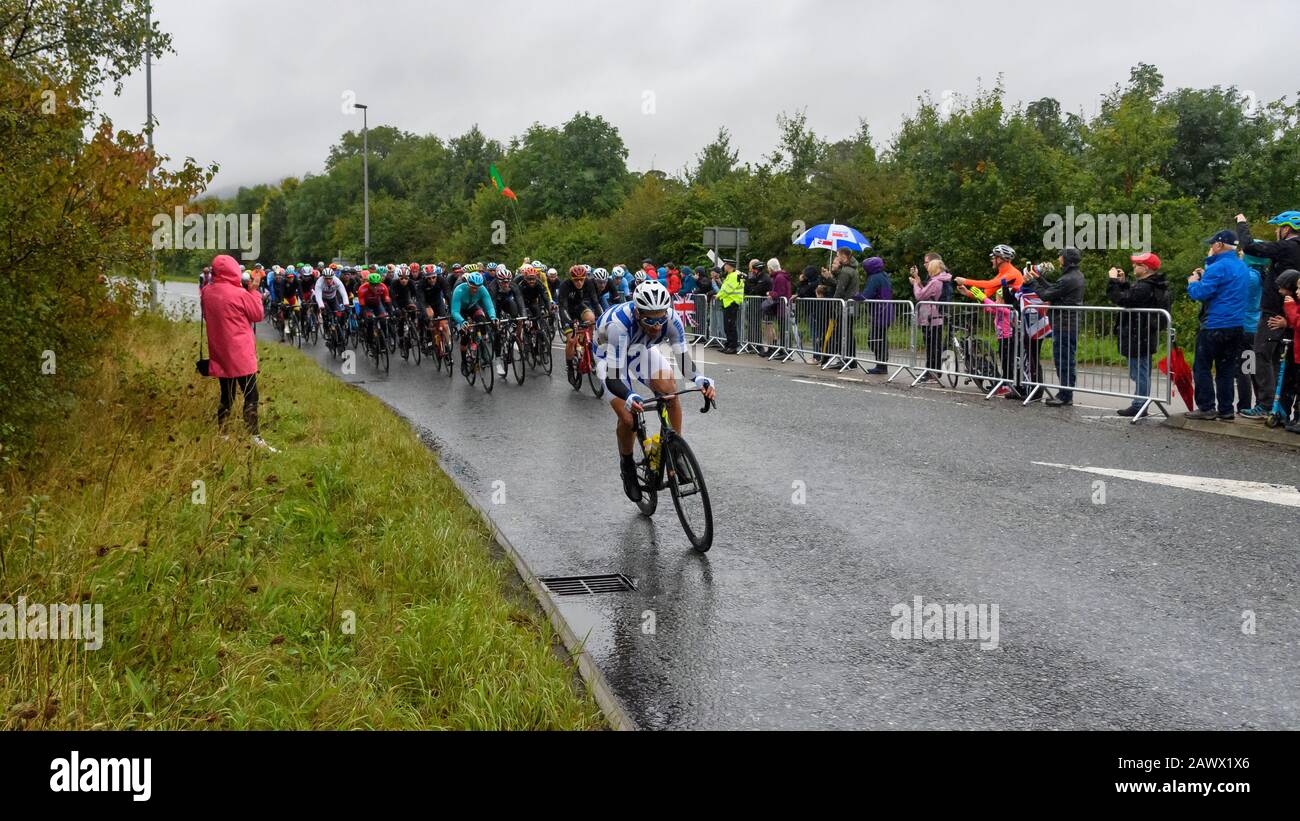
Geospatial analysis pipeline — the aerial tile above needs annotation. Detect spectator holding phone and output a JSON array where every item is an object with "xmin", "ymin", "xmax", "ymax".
[
  {"xmin": 1107, "ymin": 252, "xmax": 1170, "ymax": 417},
  {"xmin": 1235, "ymin": 212, "xmax": 1300, "ymax": 420},
  {"xmin": 199, "ymin": 254, "xmax": 276, "ymax": 452},
  {"xmin": 1028, "ymin": 247, "xmax": 1085, "ymax": 406},
  {"xmin": 911, "ymin": 259, "xmax": 951, "ymax": 382},
  {"xmin": 1186, "ymin": 230, "xmax": 1251, "ymax": 420}
]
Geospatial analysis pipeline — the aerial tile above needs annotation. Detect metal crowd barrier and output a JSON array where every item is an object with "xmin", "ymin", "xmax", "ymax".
[
  {"xmin": 913, "ymin": 301, "xmax": 1017, "ymax": 397},
  {"xmin": 1016, "ymin": 305, "xmax": 1173, "ymax": 420},
  {"xmin": 698, "ymin": 293, "xmax": 728, "ymax": 349},
  {"xmin": 781, "ymin": 298, "xmax": 847, "ymax": 368},
  {"xmin": 681, "ymin": 293, "xmax": 710, "ymax": 344},
  {"xmin": 735, "ymin": 295, "xmax": 790, "ymax": 359},
  {"xmin": 840, "ymin": 299, "xmax": 922, "ymax": 379},
  {"xmin": 682, "ymin": 288, "xmax": 1175, "ymax": 424}
]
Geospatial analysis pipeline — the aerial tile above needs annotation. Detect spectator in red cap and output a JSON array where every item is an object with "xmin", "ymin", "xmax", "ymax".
[{"xmin": 1106, "ymin": 251, "xmax": 1170, "ymax": 417}]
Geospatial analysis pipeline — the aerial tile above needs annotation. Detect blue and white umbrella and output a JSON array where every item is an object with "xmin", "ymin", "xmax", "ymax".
[{"xmin": 793, "ymin": 223, "xmax": 872, "ymax": 252}]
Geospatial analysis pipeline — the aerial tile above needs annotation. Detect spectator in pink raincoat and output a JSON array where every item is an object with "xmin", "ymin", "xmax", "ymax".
[
  {"xmin": 199, "ymin": 254, "xmax": 276, "ymax": 451},
  {"xmin": 910, "ymin": 258, "xmax": 952, "ymax": 382}
]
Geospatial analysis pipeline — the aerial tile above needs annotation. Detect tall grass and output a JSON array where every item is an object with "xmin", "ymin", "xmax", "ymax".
[{"xmin": 0, "ymin": 315, "xmax": 604, "ymax": 730}]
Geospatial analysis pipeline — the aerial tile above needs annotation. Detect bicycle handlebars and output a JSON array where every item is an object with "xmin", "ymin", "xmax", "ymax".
[{"xmin": 637, "ymin": 386, "xmax": 716, "ymax": 415}]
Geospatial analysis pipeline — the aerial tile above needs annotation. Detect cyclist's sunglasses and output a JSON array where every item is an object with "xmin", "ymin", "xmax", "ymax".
[{"xmin": 639, "ymin": 312, "xmax": 669, "ymax": 327}]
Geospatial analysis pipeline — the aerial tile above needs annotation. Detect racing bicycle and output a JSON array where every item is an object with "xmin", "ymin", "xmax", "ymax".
[{"xmin": 630, "ymin": 386, "xmax": 716, "ymax": 552}]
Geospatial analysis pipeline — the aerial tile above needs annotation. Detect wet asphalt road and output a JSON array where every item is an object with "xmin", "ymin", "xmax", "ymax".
[{"xmin": 232, "ymin": 307, "xmax": 1298, "ymax": 732}]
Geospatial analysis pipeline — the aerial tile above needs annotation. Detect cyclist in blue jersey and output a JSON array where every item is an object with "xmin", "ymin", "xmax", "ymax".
[
  {"xmin": 610, "ymin": 265, "xmax": 632, "ymax": 303},
  {"xmin": 591, "ymin": 267, "xmax": 614, "ymax": 312},
  {"xmin": 596, "ymin": 280, "xmax": 715, "ymax": 502},
  {"xmin": 450, "ymin": 271, "xmax": 497, "ymax": 368}
]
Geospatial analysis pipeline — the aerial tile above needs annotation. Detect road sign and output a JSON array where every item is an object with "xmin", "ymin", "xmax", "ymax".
[{"xmin": 703, "ymin": 226, "xmax": 749, "ymax": 265}]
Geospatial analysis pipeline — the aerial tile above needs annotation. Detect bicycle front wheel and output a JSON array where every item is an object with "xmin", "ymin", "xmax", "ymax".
[
  {"xmin": 509, "ymin": 336, "xmax": 526, "ymax": 384},
  {"xmin": 480, "ymin": 335, "xmax": 495, "ymax": 394},
  {"xmin": 940, "ymin": 348, "xmax": 959, "ymax": 388},
  {"xmin": 585, "ymin": 348, "xmax": 603, "ymax": 397},
  {"xmin": 634, "ymin": 437, "xmax": 660, "ymax": 517},
  {"xmin": 665, "ymin": 435, "xmax": 712, "ymax": 552}
]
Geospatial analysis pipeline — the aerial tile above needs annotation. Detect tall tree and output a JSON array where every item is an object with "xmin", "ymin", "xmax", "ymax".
[{"xmin": 691, "ymin": 127, "xmax": 740, "ymax": 186}]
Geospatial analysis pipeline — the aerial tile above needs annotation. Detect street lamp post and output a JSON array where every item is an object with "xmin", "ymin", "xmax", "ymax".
[
  {"xmin": 146, "ymin": 1, "xmax": 158, "ymax": 306},
  {"xmin": 354, "ymin": 103, "xmax": 369, "ymax": 265}
]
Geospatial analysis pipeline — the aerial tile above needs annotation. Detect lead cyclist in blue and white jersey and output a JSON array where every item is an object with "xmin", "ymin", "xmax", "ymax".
[{"xmin": 596, "ymin": 280, "xmax": 717, "ymax": 502}]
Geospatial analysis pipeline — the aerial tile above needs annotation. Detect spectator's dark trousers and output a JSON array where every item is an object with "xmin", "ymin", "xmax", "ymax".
[
  {"xmin": 218, "ymin": 373, "xmax": 260, "ymax": 433},
  {"xmin": 1251, "ymin": 317, "xmax": 1286, "ymax": 406},
  {"xmin": 1052, "ymin": 331, "xmax": 1078, "ymax": 402},
  {"xmin": 1193, "ymin": 327, "xmax": 1241, "ymax": 415},
  {"xmin": 723, "ymin": 304, "xmax": 739, "ymax": 351}
]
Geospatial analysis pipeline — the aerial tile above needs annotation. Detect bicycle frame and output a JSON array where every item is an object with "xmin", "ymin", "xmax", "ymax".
[
  {"xmin": 631, "ymin": 388, "xmax": 714, "ymax": 489},
  {"xmin": 571, "ymin": 320, "xmax": 596, "ymax": 374}
]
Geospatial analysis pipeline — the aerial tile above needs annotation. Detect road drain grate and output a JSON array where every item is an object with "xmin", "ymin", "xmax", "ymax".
[{"xmin": 539, "ymin": 574, "xmax": 636, "ymax": 596}]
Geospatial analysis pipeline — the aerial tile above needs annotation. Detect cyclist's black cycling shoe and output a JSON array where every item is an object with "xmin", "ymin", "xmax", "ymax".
[{"xmin": 620, "ymin": 459, "xmax": 642, "ymax": 503}]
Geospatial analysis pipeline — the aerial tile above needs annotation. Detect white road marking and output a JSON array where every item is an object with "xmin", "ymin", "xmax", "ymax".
[
  {"xmin": 829, "ymin": 374, "xmax": 1115, "ymax": 409},
  {"xmin": 793, "ymin": 378, "xmax": 847, "ymax": 389},
  {"xmin": 1033, "ymin": 462, "xmax": 1300, "ymax": 508},
  {"xmin": 791, "ymin": 378, "xmax": 961, "ymax": 405}
]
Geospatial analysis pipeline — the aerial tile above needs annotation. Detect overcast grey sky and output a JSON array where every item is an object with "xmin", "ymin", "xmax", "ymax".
[{"xmin": 100, "ymin": 0, "xmax": 1292, "ymax": 196}]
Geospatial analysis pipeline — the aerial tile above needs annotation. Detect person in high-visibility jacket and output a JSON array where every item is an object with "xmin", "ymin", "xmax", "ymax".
[{"xmin": 717, "ymin": 261, "xmax": 745, "ymax": 353}]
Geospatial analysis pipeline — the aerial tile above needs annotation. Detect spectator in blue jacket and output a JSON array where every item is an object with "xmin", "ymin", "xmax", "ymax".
[
  {"xmin": 1186, "ymin": 230, "xmax": 1252, "ymax": 420},
  {"xmin": 681, "ymin": 266, "xmax": 697, "ymax": 296}
]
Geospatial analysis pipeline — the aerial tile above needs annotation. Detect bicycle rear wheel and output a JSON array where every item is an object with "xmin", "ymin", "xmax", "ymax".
[
  {"xmin": 538, "ymin": 333, "xmax": 553, "ymax": 375},
  {"xmin": 664, "ymin": 436, "xmax": 713, "ymax": 552}
]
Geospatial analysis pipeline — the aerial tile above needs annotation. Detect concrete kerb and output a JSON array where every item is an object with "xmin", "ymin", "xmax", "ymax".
[
  {"xmin": 345, "ymin": 383, "xmax": 639, "ymax": 732},
  {"xmin": 1164, "ymin": 413, "xmax": 1300, "ymax": 452}
]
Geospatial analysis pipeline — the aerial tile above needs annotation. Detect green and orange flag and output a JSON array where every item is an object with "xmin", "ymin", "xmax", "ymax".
[{"xmin": 489, "ymin": 164, "xmax": 517, "ymax": 200}]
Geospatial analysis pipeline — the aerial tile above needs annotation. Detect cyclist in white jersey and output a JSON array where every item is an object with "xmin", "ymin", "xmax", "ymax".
[{"xmin": 596, "ymin": 280, "xmax": 716, "ymax": 502}]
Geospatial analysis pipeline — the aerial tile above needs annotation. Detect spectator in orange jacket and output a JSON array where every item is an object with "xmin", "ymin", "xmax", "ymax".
[{"xmin": 954, "ymin": 244, "xmax": 1024, "ymax": 295}]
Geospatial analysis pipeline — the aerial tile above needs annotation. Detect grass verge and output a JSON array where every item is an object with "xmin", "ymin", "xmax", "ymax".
[{"xmin": 0, "ymin": 314, "xmax": 605, "ymax": 730}]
